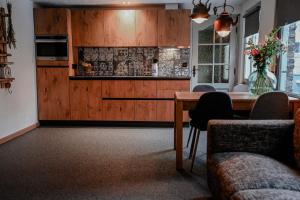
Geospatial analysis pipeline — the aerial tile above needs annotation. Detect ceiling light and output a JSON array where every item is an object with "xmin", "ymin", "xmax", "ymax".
[
  {"xmin": 213, "ymin": 0, "xmax": 239, "ymax": 37},
  {"xmin": 190, "ymin": 0, "xmax": 211, "ymax": 24}
]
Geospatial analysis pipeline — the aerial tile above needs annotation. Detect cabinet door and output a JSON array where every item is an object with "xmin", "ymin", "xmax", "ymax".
[
  {"xmin": 102, "ymin": 100, "xmax": 135, "ymax": 121},
  {"xmin": 103, "ymin": 10, "xmax": 136, "ymax": 46},
  {"xmin": 158, "ymin": 10, "xmax": 191, "ymax": 47},
  {"xmin": 71, "ymin": 9, "xmax": 104, "ymax": 46},
  {"xmin": 157, "ymin": 80, "xmax": 190, "ymax": 98},
  {"xmin": 70, "ymin": 80, "xmax": 89, "ymax": 120},
  {"xmin": 70, "ymin": 80, "xmax": 102, "ymax": 120},
  {"xmin": 135, "ymin": 9, "xmax": 158, "ymax": 46},
  {"xmin": 134, "ymin": 100, "xmax": 157, "ymax": 121},
  {"xmin": 177, "ymin": 10, "xmax": 191, "ymax": 47},
  {"xmin": 34, "ymin": 8, "xmax": 69, "ymax": 35},
  {"xmin": 156, "ymin": 100, "xmax": 174, "ymax": 122},
  {"xmin": 102, "ymin": 80, "xmax": 135, "ymax": 98},
  {"xmin": 134, "ymin": 80, "xmax": 157, "ymax": 98},
  {"xmin": 37, "ymin": 68, "xmax": 70, "ymax": 120}
]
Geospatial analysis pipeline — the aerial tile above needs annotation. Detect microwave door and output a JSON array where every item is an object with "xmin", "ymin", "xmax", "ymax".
[{"xmin": 36, "ymin": 41, "xmax": 68, "ymax": 61}]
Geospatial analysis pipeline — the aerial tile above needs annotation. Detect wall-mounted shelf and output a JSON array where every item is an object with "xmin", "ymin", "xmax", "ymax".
[{"xmin": 0, "ymin": 78, "xmax": 15, "ymax": 88}]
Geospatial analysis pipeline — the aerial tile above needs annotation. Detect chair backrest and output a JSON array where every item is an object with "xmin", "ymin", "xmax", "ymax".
[
  {"xmin": 249, "ymin": 92, "xmax": 289, "ymax": 119},
  {"xmin": 190, "ymin": 92, "xmax": 234, "ymax": 130},
  {"xmin": 192, "ymin": 85, "xmax": 216, "ymax": 92},
  {"xmin": 232, "ymin": 84, "xmax": 248, "ymax": 92}
]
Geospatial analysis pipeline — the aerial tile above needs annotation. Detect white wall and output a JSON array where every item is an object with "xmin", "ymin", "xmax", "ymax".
[{"xmin": 0, "ymin": 0, "xmax": 37, "ymax": 138}]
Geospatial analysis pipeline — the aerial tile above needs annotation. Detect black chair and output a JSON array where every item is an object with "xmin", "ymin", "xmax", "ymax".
[
  {"xmin": 186, "ymin": 85, "xmax": 216, "ymax": 148},
  {"xmin": 189, "ymin": 92, "xmax": 234, "ymax": 171},
  {"xmin": 249, "ymin": 92, "xmax": 289, "ymax": 119}
]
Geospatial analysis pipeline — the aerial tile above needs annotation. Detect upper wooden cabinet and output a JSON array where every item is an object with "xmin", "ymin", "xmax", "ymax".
[
  {"xmin": 71, "ymin": 9, "xmax": 105, "ymax": 46},
  {"xmin": 103, "ymin": 10, "xmax": 136, "ymax": 47},
  {"xmin": 158, "ymin": 10, "xmax": 191, "ymax": 47},
  {"xmin": 135, "ymin": 9, "xmax": 158, "ymax": 46},
  {"xmin": 34, "ymin": 8, "xmax": 70, "ymax": 35}
]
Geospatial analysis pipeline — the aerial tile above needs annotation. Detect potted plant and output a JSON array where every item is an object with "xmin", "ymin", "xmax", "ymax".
[{"xmin": 245, "ymin": 28, "xmax": 286, "ymax": 95}]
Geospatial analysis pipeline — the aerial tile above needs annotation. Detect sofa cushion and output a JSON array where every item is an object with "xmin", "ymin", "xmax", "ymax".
[
  {"xmin": 294, "ymin": 109, "xmax": 300, "ymax": 169},
  {"xmin": 230, "ymin": 189, "xmax": 300, "ymax": 200},
  {"xmin": 208, "ymin": 152, "xmax": 300, "ymax": 199}
]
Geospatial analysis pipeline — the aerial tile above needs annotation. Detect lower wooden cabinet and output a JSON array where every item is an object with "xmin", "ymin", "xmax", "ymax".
[
  {"xmin": 37, "ymin": 68, "xmax": 70, "ymax": 120},
  {"xmin": 134, "ymin": 100, "xmax": 157, "ymax": 121},
  {"xmin": 156, "ymin": 100, "xmax": 174, "ymax": 122},
  {"xmin": 102, "ymin": 100, "xmax": 135, "ymax": 121},
  {"xmin": 70, "ymin": 80, "xmax": 102, "ymax": 120}
]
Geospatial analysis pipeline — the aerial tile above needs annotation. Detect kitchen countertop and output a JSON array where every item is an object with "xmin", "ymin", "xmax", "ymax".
[{"xmin": 69, "ymin": 76, "xmax": 191, "ymax": 80}]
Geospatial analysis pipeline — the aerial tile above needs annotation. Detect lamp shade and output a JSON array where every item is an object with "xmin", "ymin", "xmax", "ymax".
[
  {"xmin": 214, "ymin": 12, "xmax": 233, "ymax": 37},
  {"xmin": 190, "ymin": 1, "xmax": 211, "ymax": 24}
]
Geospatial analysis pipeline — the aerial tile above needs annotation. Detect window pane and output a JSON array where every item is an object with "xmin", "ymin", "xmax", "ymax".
[
  {"xmin": 198, "ymin": 26, "xmax": 214, "ymax": 44},
  {"xmin": 214, "ymin": 65, "xmax": 229, "ymax": 83},
  {"xmin": 198, "ymin": 45, "xmax": 213, "ymax": 63},
  {"xmin": 243, "ymin": 33, "xmax": 259, "ymax": 79},
  {"xmin": 279, "ymin": 21, "xmax": 300, "ymax": 94},
  {"xmin": 197, "ymin": 65, "xmax": 213, "ymax": 83},
  {"xmin": 215, "ymin": 45, "xmax": 230, "ymax": 64}
]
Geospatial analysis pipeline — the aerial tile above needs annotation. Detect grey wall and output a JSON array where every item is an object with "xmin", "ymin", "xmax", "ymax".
[{"xmin": 0, "ymin": 0, "xmax": 38, "ymax": 138}]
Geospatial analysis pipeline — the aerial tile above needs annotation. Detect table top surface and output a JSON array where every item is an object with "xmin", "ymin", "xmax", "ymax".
[{"xmin": 175, "ymin": 92, "xmax": 300, "ymax": 102}]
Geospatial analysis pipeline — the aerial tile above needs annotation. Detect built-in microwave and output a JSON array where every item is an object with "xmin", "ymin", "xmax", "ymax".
[{"xmin": 35, "ymin": 36, "xmax": 68, "ymax": 61}]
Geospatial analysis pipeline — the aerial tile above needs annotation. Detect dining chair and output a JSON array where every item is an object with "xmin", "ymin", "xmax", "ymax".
[
  {"xmin": 186, "ymin": 85, "xmax": 216, "ymax": 149},
  {"xmin": 232, "ymin": 84, "xmax": 249, "ymax": 92},
  {"xmin": 189, "ymin": 92, "xmax": 234, "ymax": 171},
  {"xmin": 249, "ymin": 91, "xmax": 289, "ymax": 119}
]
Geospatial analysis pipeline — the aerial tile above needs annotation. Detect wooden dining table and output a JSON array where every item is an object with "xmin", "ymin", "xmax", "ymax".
[{"xmin": 174, "ymin": 92, "xmax": 300, "ymax": 170}]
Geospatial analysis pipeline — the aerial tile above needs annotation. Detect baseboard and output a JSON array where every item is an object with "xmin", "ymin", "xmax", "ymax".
[{"xmin": 0, "ymin": 123, "xmax": 39, "ymax": 145}]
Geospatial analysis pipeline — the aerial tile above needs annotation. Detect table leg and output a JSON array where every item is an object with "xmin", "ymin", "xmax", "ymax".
[{"xmin": 175, "ymin": 100, "xmax": 183, "ymax": 170}]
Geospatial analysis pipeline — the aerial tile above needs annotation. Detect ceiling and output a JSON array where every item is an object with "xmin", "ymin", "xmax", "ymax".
[{"xmin": 32, "ymin": 0, "xmax": 246, "ymax": 8}]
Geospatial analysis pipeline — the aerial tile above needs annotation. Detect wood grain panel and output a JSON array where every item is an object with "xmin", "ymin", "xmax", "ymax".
[
  {"xmin": 158, "ymin": 10, "xmax": 191, "ymax": 47},
  {"xmin": 71, "ymin": 9, "xmax": 104, "ymax": 46},
  {"xmin": 37, "ymin": 68, "xmax": 70, "ymax": 120},
  {"xmin": 135, "ymin": 9, "xmax": 158, "ymax": 46},
  {"xmin": 157, "ymin": 80, "xmax": 190, "ymax": 98},
  {"xmin": 102, "ymin": 100, "xmax": 135, "ymax": 121},
  {"xmin": 102, "ymin": 80, "xmax": 135, "ymax": 98},
  {"xmin": 134, "ymin": 80, "xmax": 157, "ymax": 98},
  {"xmin": 156, "ymin": 100, "xmax": 174, "ymax": 122},
  {"xmin": 70, "ymin": 80, "xmax": 102, "ymax": 120},
  {"xmin": 34, "ymin": 8, "xmax": 69, "ymax": 35},
  {"xmin": 134, "ymin": 100, "xmax": 157, "ymax": 121},
  {"xmin": 70, "ymin": 80, "xmax": 89, "ymax": 120},
  {"xmin": 36, "ymin": 60, "xmax": 69, "ymax": 67},
  {"xmin": 103, "ymin": 10, "xmax": 136, "ymax": 47}
]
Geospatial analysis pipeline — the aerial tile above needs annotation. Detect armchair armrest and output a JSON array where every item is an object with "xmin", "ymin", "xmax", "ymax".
[{"xmin": 207, "ymin": 120, "xmax": 294, "ymax": 161}]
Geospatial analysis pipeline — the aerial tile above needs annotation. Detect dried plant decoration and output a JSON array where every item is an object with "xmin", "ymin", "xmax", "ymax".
[{"xmin": 6, "ymin": 2, "xmax": 16, "ymax": 49}]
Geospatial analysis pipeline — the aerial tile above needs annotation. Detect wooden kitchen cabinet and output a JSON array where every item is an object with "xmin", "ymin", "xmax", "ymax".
[
  {"xmin": 134, "ymin": 80, "xmax": 157, "ymax": 98},
  {"xmin": 102, "ymin": 100, "xmax": 135, "ymax": 121},
  {"xmin": 37, "ymin": 68, "xmax": 70, "ymax": 120},
  {"xmin": 158, "ymin": 10, "xmax": 191, "ymax": 47},
  {"xmin": 156, "ymin": 100, "xmax": 174, "ymax": 122},
  {"xmin": 34, "ymin": 8, "xmax": 70, "ymax": 35},
  {"xmin": 135, "ymin": 9, "xmax": 158, "ymax": 46},
  {"xmin": 102, "ymin": 80, "xmax": 135, "ymax": 98},
  {"xmin": 71, "ymin": 9, "xmax": 104, "ymax": 46},
  {"xmin": 103, "ymin": 10, "xmax": 136, "ymax": 47},
  {"xmin": 135, "ymin": 100, "xmax": 157, "ymax": 121},
  {"xmin": 69, "ymin": 80, "xmax": 102, "ymax": 120},
  {"xmin": 157, "ymin": 80, "xmax": 190, "ymax": 98}
]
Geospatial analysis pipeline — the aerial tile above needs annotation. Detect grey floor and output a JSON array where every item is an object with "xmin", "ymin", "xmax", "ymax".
[{"xmin": 0, "ymin": 127, "xmax": 210, "ymax": 200}]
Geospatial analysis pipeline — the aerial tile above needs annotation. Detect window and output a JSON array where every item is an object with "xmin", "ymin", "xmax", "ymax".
[
  {"xmin": 243, "ymin": 33, "xmax": 259, "ymax": 79},
  {"xmin": 197, "ymin": 26, "xmax": 230, "ymax": 84},
  {"xmin": 279, "ymin": 20, "xmax": 300, "ymax": 95}
]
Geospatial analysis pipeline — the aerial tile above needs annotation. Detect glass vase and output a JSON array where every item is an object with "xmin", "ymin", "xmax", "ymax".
[{"xmin": 248, "ymin": 67, "xmax": 277, "ymax": 96}]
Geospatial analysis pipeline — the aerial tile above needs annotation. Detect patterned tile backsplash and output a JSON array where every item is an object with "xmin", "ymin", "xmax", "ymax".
[{"xmin": 78, "ymin": 47, "xmax": 190, "ymax": 77}]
